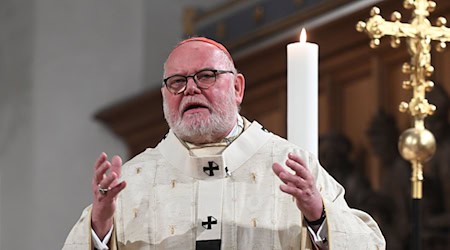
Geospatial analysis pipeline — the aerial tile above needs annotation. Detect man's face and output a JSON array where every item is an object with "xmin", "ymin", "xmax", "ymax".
[{"xmin": 161, "ymin": 41, "xmax": 245, "ymax": 144}]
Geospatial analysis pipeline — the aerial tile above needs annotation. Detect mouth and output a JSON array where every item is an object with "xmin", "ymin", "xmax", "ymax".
[{"xmin": 182, "ymin": 102, "xmax": 210, "ymax": 115}]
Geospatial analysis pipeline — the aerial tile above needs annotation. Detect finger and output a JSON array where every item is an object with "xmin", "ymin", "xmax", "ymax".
[
  {"xmin": 279, "ymin": 171, "xmax": 306, "ymax": 189},
  {"xmin": 110, "ymin": 177, "xmax": 119, "ymax": 188},
  {"xmin": 109, "ymin": 156, "xmax": 122, "ymax": 187},
  {"xmin": 285, "ymin": 159, "xmax": 307, "ymax": 178},
  {"xmin": 107, "ymin": 181, "xmax": 127, "ymax": 198},
  {"xmin": 94, "ymin": 161, "xmax": 111, "ymax": 185},
  {"xmin": 272, "ymin": 162, "xmax": 285, "ymax": 176},
  {"xmin": 288, "ymin": 152, "xmax": 306, "ymax": 166},
  {"xmin": 98, "ymin": 172, "xmax": 118, "ymax": 190},
  {"xmin": 110, "ymin": 155, "xmax": 122, "ymax": 178},
  {"xmin": 279, "ymin": 183, "xmax": 302, "ymax": 197},
  {"xmin": 94, "ymin": 153, "xmax": 107, "ymax": 170},
  {"xmin": 272, "ymin": 163, "xmax": 290, "ymax": 184},
  {"xmin": 286, "ymin": 153, "xmax": 310, "ymax": 178},
  {"xmin": 99, "ymin": 181, "xmax": 127, "ymax": 201}
]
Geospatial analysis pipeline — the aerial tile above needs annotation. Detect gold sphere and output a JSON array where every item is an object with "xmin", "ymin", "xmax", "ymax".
[
  {"xmin": 427, "ymin": 1, "xmax": 436, "ymax": 12},
  {"xmin": 402, "ymin": 62, "xmax": 411, "ymax": 74},
  {"xmin": 426, "ymin": 65, "xmax": 435, "ymax": 76},
  {"xmin": 391, "ymin": 37, "xmax": 401, "ymax": 48},
  {"xmin": 398, "ymin": 128, "xmax": 436, "ymax": 162},
  {"xmin": 428, "ymin": 104, "xmax": 436, "ymax": 115},
  {"xmin": 370, "ymin": 38, "xmax": 380, "ymax": 48},
  {"xmin": 370, "ymin": 7, "xmax": 380, "ymax": 16},
  {"xmin": 404, "ymin": 0, "xmax": 414, "ymax": 9},
  {"xmin": 356, "ymin": 21, "xmax": 366, "ymax": 32},
  {"xmin": 436, "ymin": 42, "xmax": 446, "ymax": 52},
  {"xmin": 436, "ymin": 17, "xmax": 447, "ymax": 27},
  {"xmin": 425, "ymin": 80, "xmax": 434, "ymax": 91},
  {"xmin": 402, "ymin": 80, "xmax": 411, "ymax": 89},
  {"xmin": 391, "ymin": 11, "xmax": 401, "ymax": 21},
  {"xmin": 399, "ymin": 101, "xmax": 409, "ymax": 112}
]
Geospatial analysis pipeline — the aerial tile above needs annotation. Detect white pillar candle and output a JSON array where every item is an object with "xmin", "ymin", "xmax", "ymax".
[{"xmin": 287, "ymin": 28, "xmax": 319, "ymax": 156}]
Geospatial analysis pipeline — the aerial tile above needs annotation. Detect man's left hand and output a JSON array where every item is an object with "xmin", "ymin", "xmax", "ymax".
[{"xmin": 272, "ymin": 152, "xmax": 323, "ymax": 222}]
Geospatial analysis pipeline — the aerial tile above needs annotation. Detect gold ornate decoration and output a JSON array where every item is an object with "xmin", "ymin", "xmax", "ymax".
[{"xmin": 356, "ymin": 0, "xmax": 450, "ymax": 199}]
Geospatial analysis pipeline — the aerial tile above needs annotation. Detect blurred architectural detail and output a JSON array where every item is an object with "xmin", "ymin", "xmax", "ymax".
[
  {"xmin": 367, "ymin": 110, "xmax": 410, "ymax": 249},
  {"xmin": 183, "ymin": 0, "xmax": 358, "ymax": 52},
  {"xmin": 423, "ymin": 84, "xmax": 450, "ymax": 248},
  {"xmin": 319, "ymin": 132, "xmax": 371, "ymax": 209}
]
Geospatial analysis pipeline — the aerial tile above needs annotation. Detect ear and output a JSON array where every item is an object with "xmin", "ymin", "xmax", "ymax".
[
  {"xmin": 161, "ymin": 86, "xmax": 166, "ymax": 98},
  {"xmin": 234, "ymin": 73, "xmax": 245, "ymax": 105}
]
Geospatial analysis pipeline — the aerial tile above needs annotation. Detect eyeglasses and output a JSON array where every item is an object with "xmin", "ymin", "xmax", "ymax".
[{"xmin": 163, "ymin": 69, "xmax": 235, "ymax": 95}]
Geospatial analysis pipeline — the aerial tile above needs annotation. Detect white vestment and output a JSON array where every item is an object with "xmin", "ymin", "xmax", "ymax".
[{"xmin": 63, "ymin": 120, "xmax": 385, "ymax": 249}]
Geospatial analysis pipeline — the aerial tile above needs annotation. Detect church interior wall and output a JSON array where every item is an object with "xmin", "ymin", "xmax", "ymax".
[
  {"xmin": 2, "ymin": 0, "xmax": 450, "ymax": 249},
  {"xmin": 30, "ymin": 1, "xmax": 146, "ymax": 248},
  {"xmin": 0, "ymin": 0, "xmax": 35, "ymax": 249}
]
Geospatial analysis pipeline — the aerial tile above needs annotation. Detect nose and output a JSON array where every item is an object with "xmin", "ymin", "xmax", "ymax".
[{"xmin": 183, "ymin": 77, "xmax": 201, "ymax": 95}]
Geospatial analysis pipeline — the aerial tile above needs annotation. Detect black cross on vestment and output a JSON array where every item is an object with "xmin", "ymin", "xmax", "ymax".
[
  {"xmin": 201, "ymin": 216, "xmax": 217, "ymax": 230},
  {"xmin": 203, "ymin": 161, "xmax": 219, "ymax": 176}
]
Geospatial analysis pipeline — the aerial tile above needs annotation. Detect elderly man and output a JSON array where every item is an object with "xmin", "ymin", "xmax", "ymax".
[{"xmin": 63, "ymin": 37, "xmax": 385, "ymax": 249}]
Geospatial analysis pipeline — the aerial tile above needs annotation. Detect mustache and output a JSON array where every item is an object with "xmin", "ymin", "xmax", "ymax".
[{"xmin": 179, "ymin": 97, "xmax": 211, "ymax": 114}]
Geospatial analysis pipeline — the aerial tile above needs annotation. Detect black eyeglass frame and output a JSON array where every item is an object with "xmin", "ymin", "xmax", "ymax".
[{"xmin": 163, "ymin": 69, "xmax": 235, "ymax": 95}]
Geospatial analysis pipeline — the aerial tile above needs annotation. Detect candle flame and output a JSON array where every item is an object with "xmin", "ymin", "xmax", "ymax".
[{"xmin": 300, "ymin": 28, "xmax": 307, "ymax": 43}]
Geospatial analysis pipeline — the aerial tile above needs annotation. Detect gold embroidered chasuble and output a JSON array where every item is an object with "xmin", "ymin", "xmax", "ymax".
[{"xmin": 63, "ymin": 120, "xmax": 385, "ymax": 250}]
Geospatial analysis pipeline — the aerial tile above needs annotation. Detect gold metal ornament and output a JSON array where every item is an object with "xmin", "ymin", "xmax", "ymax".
[
  {"xmin": 357, "ymin": 0, "xmax": 450, "ymax": 199},
  {"xmin": 399, "ymin": 128, "xmax": 436, "ymax": 163}
]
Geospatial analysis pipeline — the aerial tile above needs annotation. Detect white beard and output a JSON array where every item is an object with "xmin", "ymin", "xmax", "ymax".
[{"xmin": 163, "ymin": 87, "xmax": 238, "ymax": 144}]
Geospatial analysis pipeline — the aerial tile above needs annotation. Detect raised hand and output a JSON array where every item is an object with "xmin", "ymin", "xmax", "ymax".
[
  {"xmin": 272, "ymin": 152, "xmax": 323, "ymax": 222},
  {"xmin": 91, "ymin": 153, "xmax": 127, "ymax": 239}
]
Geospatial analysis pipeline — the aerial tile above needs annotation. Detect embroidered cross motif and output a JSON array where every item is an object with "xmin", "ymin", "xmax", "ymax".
[
  {"xmin": 203, "ymin": 161, "xmax": 220, "ymax": 176},
  {"xmin": 202, "ymin": 216, "xmax": 217, "ymax": 230}
]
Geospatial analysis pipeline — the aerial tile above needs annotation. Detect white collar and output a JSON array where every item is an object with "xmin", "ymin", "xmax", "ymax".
[{"xmin": 157, "ymin": 120, "xmax": 272, "ymax": 179}]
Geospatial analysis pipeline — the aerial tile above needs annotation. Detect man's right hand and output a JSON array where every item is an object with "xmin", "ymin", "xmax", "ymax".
[{"xmin": 91, "ymin": 153, "xmax": 127, "ymax": 239}]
